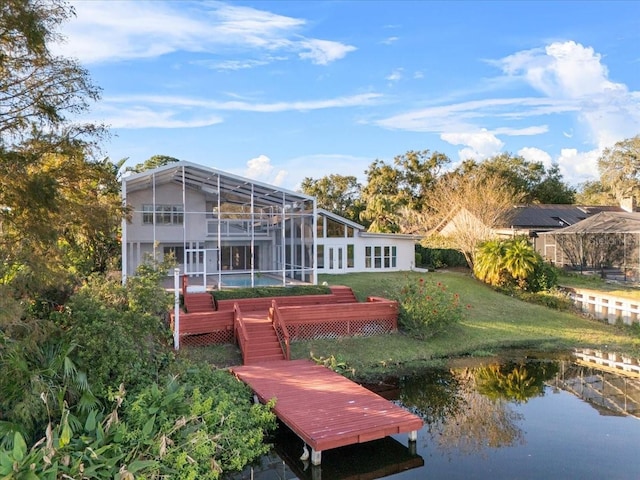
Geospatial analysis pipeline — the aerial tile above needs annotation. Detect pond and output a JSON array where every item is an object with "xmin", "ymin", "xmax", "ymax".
[{"xmin": 229, "ymin": 350, "xmax": 640, "ymax": 480}]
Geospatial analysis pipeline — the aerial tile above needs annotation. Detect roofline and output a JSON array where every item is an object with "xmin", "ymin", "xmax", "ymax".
[
  {"xmin": 317, "ymin": 208, "xmax": 365, "ymax": 230},
  {"xmin": 121, "ymin": 160, "xmax": 315, "ymax": 201},
  {"xmin": 359, "ymin": 232, "xmax": 420, "ymax": 240}
]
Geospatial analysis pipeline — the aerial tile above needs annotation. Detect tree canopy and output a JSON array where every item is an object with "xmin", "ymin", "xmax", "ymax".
[
  {"xmin": 0, "ymin": 0, "xmax": 116, "ymax": 300},
  {"xmin": 455, "ymin": 154, "xmax": 575, "ymax": 204},
  {"xmin": 300, "ymin": 174, "xmax": 363, "ymax": 223},
  {"xmin": 597, "ymin": 135, "xmax": 640, "ymax": 202}
]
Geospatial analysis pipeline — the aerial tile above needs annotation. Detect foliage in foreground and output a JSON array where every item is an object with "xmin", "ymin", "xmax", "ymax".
[
  {"xmin": 0, "ymin": 366, "xmax": 275, "ymax": 480},
  {"xmin": 392, "ymin": 276, "xmax": 467, "ymax": 340},
  {"xmin": 0, "ymin": 259, "xmax": 276, "ymax": 478}
]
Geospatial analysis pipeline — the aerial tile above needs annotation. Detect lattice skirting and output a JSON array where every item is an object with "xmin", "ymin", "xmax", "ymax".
[
  {"xmin": 179, "ymin": 319, "xmax": 395, "ymax": 347},
  {"xmin": 286, "ymin": 318, "xmax": 396, "ymax": 341},
  {"xmin": 180, "ymin": 329, "xmax": 234, "ymax": 347}
]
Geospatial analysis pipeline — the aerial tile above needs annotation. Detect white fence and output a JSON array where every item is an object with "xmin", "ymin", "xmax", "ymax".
[{"xmin": 567, "ymin": 287, "xmax": 640, "ymax": 325}]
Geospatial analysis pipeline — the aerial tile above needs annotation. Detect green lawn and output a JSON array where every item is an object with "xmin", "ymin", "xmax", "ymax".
[
  {"xmin": 290, "ymin": 271, "xmax": 640, "ymax": 379},
  {"xmin": 181, "ymin": 271, "xmax": 640, "ymax": 380}
]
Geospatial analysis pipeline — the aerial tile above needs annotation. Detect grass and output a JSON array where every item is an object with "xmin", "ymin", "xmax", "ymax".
[{"xmin": 181, "ymin": 271, "xmax": 640, "ymax": 380}]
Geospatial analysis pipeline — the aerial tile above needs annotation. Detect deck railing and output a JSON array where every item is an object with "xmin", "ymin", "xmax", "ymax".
[
  {"xmin": 269, "ymin": 299, "xmax": 291, "ymax": 360},
  {"xmin": 233, "ymin": 303, "xmax": 250, "ymax": 359}
]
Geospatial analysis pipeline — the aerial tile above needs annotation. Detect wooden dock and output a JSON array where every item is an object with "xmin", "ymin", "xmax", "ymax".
[{"xmin": 231, "ymin": 359, "xmax": 423, "ymax": 465}]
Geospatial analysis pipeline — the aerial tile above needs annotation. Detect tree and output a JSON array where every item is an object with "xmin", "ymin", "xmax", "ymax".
[
  {"xmin": 126, "ymin": 154, "xmax": 180, "ymax": 174},
  {"xmin": 597, "ymin": 135, "xmax": 640, "ymax": 202},
  {"xmin": 1, "ymin": 0, "xmax": 101, "ymax": 146},
  {"xmin": 300, "ymin": 174, "xmax": 363, "ymax": 223},
  {"xmin": 423, "ymin": 171, "xmax": 521, "ymax": 268},
  {"xmin": 0, "ymin": 1, "xmax": 114, "ymax": 300},
  {"xmin": 456, "ymin": 154, "xmax": 575, "ymax": 204},
  {"xmin": 532, "ymin": 164, "xmax": 576, "ymax": 204},
  {"xmin": 574, "ymin": 180, "xmax": 616, "ymax": 205},
  {"xmin": 360, "ymin": 150, "xmax": 450, "ymax": 232}
]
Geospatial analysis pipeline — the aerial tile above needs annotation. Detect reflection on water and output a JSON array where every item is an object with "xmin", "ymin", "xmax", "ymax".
[{"xmin": 229, "ymin": 351, "xmax": 640, "ymax": 480}]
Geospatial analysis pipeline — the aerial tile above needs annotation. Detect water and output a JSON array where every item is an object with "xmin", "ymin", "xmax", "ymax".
[
  {"xmin": 220, "ymin": 274, "xmax": 285, "ymax": 288},
  {"xmin": 229, "ymin": 354, "xmax": 640, "ymax": 480}
]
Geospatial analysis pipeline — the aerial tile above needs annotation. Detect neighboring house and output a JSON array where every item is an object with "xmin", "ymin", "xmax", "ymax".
[
  {"xmin": 538, "ymin": 211, "xmax": 640, "ymax": 277},
  {"xmin": 495, "ymin": 204, "xmax": 627, "ymax": 252},
  {"xmin": 121, "ymin": 161, "xmax": 417, "ymax": 289},
  {"xmin": 437, "ymin": 203, "xmax": 631, "ymax": 255}
]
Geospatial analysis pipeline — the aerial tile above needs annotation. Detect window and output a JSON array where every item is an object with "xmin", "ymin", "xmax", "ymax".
[
  {"xmin": 347, "ymin": 226, "xmax": 354, "ymax": 238},
  {"xmin": 317, "ymin": 216, "xmax": 325, "ymax": 238},
  {"xmin": 365, "ymin": 245, "xmax": 397, "ymax": 269},
  {"xmin": 327, "ymin": 218, "xmax": 345, "ymax": 237},
  {"xmin": 142, "ymin": 204, "xmax": 184, "ymax": 225},
  {"xmin": 163, "ymin": 246, "xmax": 184, "ymax": 262},
  {"xmin": 347, "ymin": 244, "xmax": 354, "ymax": 268},
  {"xmin": 317, "ymin": 245, "xmax": 325, "ymax": 269}
]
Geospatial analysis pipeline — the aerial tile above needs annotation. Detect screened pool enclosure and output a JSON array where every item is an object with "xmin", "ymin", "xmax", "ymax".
[{"xmin": 121, "ymin": 161, "xmax": 317, "ymax": 289}]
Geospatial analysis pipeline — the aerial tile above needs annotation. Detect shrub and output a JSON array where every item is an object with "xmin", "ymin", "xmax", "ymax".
[
  {"xmin": 474, "ymin": 238, "xmax": 558, "ymax": 293},
  {"xmin": 393, "ymin": 277, "xmax": 467, "ymax": 340}
]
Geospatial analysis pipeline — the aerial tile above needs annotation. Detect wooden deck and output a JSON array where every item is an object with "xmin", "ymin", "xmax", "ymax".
[{"xmin": 231, "ymin": 359, "xmax": 423, "ymax": 465}]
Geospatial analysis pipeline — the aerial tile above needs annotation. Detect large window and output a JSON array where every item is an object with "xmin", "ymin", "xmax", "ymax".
[
  {"xmin": 220, "ymin": 245, "xmax": 258, "ymax": 270},
  {"xmin": 326, "ymin": 218, "xmax": 345, "ymax": 237},
  {"xmin": 143, "ymin": 204, "xmax": 184, "ymax": 225},
  {"xmin": 365, "ymin": 245, "xmax": 397, "ymax": 269}
]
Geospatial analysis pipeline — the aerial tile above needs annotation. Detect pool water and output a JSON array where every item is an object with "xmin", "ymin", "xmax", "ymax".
[{"xmin": 220, "ymin": 274, "xmax": 285, "ymax": 288}]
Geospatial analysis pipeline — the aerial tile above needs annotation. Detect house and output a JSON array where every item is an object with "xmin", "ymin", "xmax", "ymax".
[
  {"xmin": 437, "ymin": 203, "xmax": 630, "ymax": 256},
  {"xmin": 538, "ymin": 211, "xmax": 640, "ymax": 277},
  {"xmin": 495, "ymin": 204, "xmax": 627, "ymax": 252},
  {"xmin": 121, "ymin": 161, "xmax": 417, "ymax": 289}
]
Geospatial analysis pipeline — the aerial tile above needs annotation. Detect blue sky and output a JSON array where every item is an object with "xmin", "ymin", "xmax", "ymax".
[{"xmin": 55, "ymin": 1, "xmax": 640, "ymax": 191}]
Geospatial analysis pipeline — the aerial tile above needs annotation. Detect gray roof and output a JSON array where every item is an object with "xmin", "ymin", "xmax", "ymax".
[
  {"xmin": 506, "ymin": 204, "xmax": 624, "ymax": 229},
  {"xmin": 543, "ymin": 211, "xmax": 640, "ymax": 235}
]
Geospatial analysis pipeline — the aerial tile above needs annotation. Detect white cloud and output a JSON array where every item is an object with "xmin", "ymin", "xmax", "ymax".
[
  {"xmin": 242, "ymin": 155, "xmax": 288, "ymax": 186},
  {"xmin": 95, "ymin": 92, "xmax": 382, "ymax": 129},
  {"xmin": 441, "ymin": 130, "xmax": 504, "ymax": 161},
  {"xmin": 496, "ymin": 40, "xmax": 640, "ymax": 149},
  {"xmin": 56, "ymin": 1, "xmax": 355, "ymax": 66},
  {"xmin": 386, "ymin": 68, "xmax": 403, "ymax": 83},
  {"xmin": 298, "ymin": 39, "xmax": 357, "ymax": 65},
  {"xmin": 498, "ymin": 41, "xmax": 625, "ymax": 99},
  {"xmin": 88, "ymin": 105, "xmax": 223, "ymax": 129},
  {"xmin": 518, "ymin": 147, "xmax": 552, "ymax": 168},
  {"xmin": 381, "ymin": 36, "xmax": 399, "ymax": 45},
  {"xmin": 556, "ymin": 148, "xmax": 600, "ymax": 185}
]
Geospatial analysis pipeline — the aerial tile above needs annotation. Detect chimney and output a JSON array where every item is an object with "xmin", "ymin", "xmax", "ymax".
[{"xmin": 620, "ymin": 197, "xmax": 637, "ymax": 213}]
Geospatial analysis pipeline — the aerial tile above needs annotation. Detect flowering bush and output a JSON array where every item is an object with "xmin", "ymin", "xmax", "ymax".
[{"xmin": 393, "ymin": 277, "xmax": 467, "ymax": 340}]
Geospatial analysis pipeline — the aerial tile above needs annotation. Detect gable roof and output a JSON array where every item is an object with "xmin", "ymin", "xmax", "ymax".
[{"xmin": 542, "ymin": 211, "xmax": 640, "ymax": 235}]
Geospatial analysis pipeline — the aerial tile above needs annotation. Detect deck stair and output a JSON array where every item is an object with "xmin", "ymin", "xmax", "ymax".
[
  {"xmin": 183, "ymin": 292, "xmax": 215, "ymax": 313},
  {"xmin": 329, "ymin": 285, "xmax": 358, "ymax": 303},
  {"xmin": 241, "ymin": 314, "xmax": 285, "ymax": 364}
]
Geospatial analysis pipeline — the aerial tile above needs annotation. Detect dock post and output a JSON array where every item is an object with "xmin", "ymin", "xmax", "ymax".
[
  {"xmin": 408, "ymin": 430, "xmax": 418, "ymax": 441},
  {"xmin": 311, "ymin": 449, "xmax": 322, "ymax": 465}
]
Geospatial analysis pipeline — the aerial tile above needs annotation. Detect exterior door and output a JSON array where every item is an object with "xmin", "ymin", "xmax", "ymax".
[{"xmin": 328, "ymin": 246, "xmax": 345, "ymax": 272}]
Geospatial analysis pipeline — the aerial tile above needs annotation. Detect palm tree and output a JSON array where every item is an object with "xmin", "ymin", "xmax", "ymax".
[
  {"xmin": 502, "ymin": 238, "xmax": 540, "ymax": 283},
  {"xmin": 474, "ymin": 240, "xmax": 506, "ymax": 286}
]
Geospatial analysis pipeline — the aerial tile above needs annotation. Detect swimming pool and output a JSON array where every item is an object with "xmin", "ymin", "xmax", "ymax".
[{"xmin": 219, "ymin": 274, "xmax": 286, "ymax": 288}]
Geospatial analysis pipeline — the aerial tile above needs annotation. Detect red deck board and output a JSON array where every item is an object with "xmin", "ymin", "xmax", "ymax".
[{"xmin": 231, "ymin": 359, "xmax": 423, "ymax": 452}]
